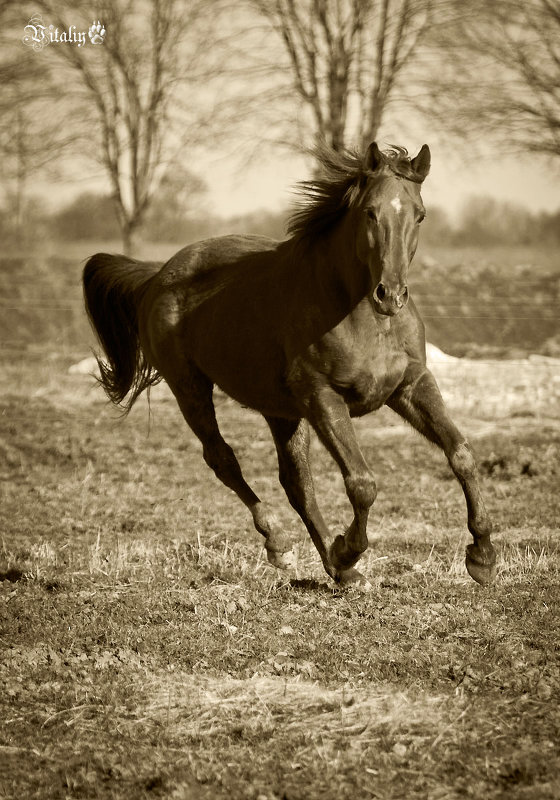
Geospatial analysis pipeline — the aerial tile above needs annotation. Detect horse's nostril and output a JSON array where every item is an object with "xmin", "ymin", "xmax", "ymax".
[
  {"xmin": 401, "ymin": 286, "xmax": 409, "ymax": 304},
  {"xmin": 375, "ymin": 283, "xmax": 386, "ymax": 301}
]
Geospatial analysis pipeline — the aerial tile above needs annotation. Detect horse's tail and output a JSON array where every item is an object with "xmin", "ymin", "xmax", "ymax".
[{"xmin": 83, "ymin": 252, "xmax": 163, "ymax": 413}]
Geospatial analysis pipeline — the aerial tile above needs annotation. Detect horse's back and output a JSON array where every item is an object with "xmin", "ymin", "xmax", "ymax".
[
  {"xmin": 159, "ymin": 234, "xmax": 281, "ymax": 287},
  {"xmin": 143, "ymin": 233, "xmax": 279, "ymax": 315}
]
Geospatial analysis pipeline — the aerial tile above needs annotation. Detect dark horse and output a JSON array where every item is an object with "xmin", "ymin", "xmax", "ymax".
[{"xmin": 83, "ymin": 142, "xmax": 497, "ymax": 590}]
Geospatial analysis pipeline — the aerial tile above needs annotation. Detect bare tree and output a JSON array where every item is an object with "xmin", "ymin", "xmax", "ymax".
[
  {"xmin": 0, "ymin": 63, "xmax": 53, "ymax": 241},
  {"xmin": 0, "ymin": 12, "xmax": 78, "ymax": 243},
  {"xmin": 249, "ymin": 0, "xmax": 434, "ymax": 152},
  {"xmin": 426, "ymin": 0, "xmax": 560, "ymax": 158},
  {"xmin": 25, "ymin": 0, "xmax": 218, "ymax": 253}
]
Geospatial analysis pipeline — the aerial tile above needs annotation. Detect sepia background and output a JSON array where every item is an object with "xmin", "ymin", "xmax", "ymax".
[{"xmin": 1, "ymin": 2, "xmax": 559, "ymax": 799}]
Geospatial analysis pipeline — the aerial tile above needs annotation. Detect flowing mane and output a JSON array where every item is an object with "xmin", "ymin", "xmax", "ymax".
[{"xmin": 287, "ymin": 143, "xmax": 424, "ymax": 241}]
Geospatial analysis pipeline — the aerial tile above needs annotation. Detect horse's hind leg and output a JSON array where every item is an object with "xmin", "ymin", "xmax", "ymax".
[
  {"xmin": 266, "ymin": 416, "xmax": 352, "ymax": 583},
  {"xmin": 388, "ymin": 370, "xmax": 497, "ymax": 585},
  {"xmin": 168, "ymin": 365, "xmax": 295, "ymax": 569}
]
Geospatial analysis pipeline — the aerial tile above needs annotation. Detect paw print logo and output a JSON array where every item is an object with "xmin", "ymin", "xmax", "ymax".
[{"xmin": 88, "ymin": 20, "xmax": 106, "ymax": 44}]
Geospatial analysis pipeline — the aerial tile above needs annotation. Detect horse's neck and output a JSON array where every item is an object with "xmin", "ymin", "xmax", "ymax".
[{"xmin": 305, "ymin": 215, "xmax": 370, "ymax": 312}]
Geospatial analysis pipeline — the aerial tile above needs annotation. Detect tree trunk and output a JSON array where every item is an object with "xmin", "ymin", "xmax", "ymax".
[
  {"xmin": 121, "ymin": 219, "xmax": 138, "ymax": 256},
  {"xmin": 15, "ymin": 104, "xmax": 25, "ymax": 246}
]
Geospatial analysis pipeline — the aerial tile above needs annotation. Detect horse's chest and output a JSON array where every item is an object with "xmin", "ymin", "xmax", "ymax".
[{"xmin": 336, "ymin": 350, "xmax": 408, "ymax": 416}]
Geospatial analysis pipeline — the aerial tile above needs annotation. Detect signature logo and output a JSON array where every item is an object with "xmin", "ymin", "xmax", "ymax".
[
  {"xmin": 88, "ymin": 20, "xmax": 106, "ymax": 44},
  {"xmin": 22, "ymin": 14, "xmax": 106, "ymax": 50}
]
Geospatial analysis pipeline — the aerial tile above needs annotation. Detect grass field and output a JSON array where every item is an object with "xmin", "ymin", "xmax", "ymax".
[{"xmin": 1, "ymin": 347, "xmax": 559, "ymax": 799}]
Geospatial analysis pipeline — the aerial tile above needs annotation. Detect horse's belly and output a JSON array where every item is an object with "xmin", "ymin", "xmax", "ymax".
[
  {"xmin": 197, "ymin": 336, "xmax": 301, "ymax": 418},
  {"xmin": 214, "ymin": 371, "xmax": 301, "ymax": 419}
]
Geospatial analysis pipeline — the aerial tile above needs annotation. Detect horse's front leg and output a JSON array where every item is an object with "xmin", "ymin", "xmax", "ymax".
[
  {"xmin": 266, "ymin": 416, "xmax": 338, "ymax": 580},
  {"xmin": 387, "ymin": 369, "xmax": 497, "ymax": 585},
  {"xmin": 303, "ymin": 386, "xmax": 377, "ymax": 589}
]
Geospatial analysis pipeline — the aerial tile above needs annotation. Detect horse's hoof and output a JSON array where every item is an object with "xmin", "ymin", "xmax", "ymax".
[
  {"xmin": 465, "ymin": 544, "xmax": 497, "ymax": 586},
  {"xmin": 264, "ymin": 529, "xmax": 295, "ymax": 570},
  {"xmin": 266, "ymin": 545, "xmax": 296, "ymax": 570},
  {"xmin": 329, "ymin": 534, "xmax": 361, "ymax": 571},
  {"xmin": 336, "ymin": 567, "xmax": 373, "ymax": 592}
]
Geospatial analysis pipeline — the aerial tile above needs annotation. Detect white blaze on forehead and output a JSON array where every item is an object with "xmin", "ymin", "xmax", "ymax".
[{"xmin": 390, "ymin": 196, "xmax": 403, "ymax": 214}]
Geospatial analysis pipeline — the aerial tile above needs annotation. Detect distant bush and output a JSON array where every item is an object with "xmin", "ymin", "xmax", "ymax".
[
  {"xmin": 142, "ymin": 167, "xmax": 208, "ymax": 242},
  {"xmin": 52, "ymin": 193, "xmax": 121, "ymax": 241},
  {"xmin": 23, "ymin": 185, "xmax": 560, "ymax": 250},
  {"xmin": 418, "ymin": 205, "xmax": 454, "ymax": 246},
  {"xmin": 0, "ymin": 194, "xmax": 50, "ymax": 246},
  {"xmin": 446, "ymin": 196, "xmax": 560, "ymax": 247},
  {"xmin": 453, "ymin": 196, "xmax": 536, "ymax": 246},
  {"xmin": 213, "ymin": 209, "xmax": 288, "ymax": 240},
  {"xmin": 534, "ymin": 209, "xmax": 560, "ymax": 245}
]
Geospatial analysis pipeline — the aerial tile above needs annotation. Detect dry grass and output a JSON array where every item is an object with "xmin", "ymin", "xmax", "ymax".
[{"xmin": 1, "ymin": 351, "xmax": 559, "ymax": 799}]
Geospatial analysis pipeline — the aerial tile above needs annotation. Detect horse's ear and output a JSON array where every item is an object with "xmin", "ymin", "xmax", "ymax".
[
  {"xmin": 364, "ymin": 141, "xmax": 383, "ymax": 172},
  {"xmin": 411, "ymin": 144, "xmax": 431, "ymax": 181}
]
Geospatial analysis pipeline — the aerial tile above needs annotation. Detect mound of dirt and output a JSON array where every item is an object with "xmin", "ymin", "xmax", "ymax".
[
  {"xmin": 68, "ymin": 356, "xmax": 99, "ymax": 375},
  {"xmin": 426, "ymin": 343, "xmax": 458, "ymax": 364}
]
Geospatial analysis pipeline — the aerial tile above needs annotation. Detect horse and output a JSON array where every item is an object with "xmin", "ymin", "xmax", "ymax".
[{"xmin": 83, "ymin": 142, "xmax": 497, "ymax": 590}]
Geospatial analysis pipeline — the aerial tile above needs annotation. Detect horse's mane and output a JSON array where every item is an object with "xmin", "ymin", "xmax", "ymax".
[{"xmin": 287, "ymin": 143, "xmax": 423, "ymax": 241}]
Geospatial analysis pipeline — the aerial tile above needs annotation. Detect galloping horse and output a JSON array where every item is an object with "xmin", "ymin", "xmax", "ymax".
[{"xmin": 83, "ymin": 142, "xmax": 497, "ymax": 590}]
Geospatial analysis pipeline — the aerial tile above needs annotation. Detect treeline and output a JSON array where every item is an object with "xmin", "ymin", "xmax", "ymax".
[
  {"xmin": 422, "ymin": 197, "xmax": 560, "ymax": 247},
  {"xmin": 1, "ymin": 190, "xmax": 559, "ymax": 249}
]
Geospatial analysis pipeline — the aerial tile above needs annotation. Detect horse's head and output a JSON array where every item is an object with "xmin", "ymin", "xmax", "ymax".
[{"xmin": 356, "ymin": 142, "xmax": 430, "ymax": 316}]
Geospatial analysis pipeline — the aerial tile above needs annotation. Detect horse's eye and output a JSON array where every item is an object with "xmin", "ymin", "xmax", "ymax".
[{"xmin": 366, "ymin": 208, "xmax": 377, "ymax": 222}]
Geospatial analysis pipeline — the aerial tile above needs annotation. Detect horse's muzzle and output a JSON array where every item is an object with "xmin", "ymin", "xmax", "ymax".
[{"xmin": 372, "ymin": 282, "xmax": 409, "ymax": 316}]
